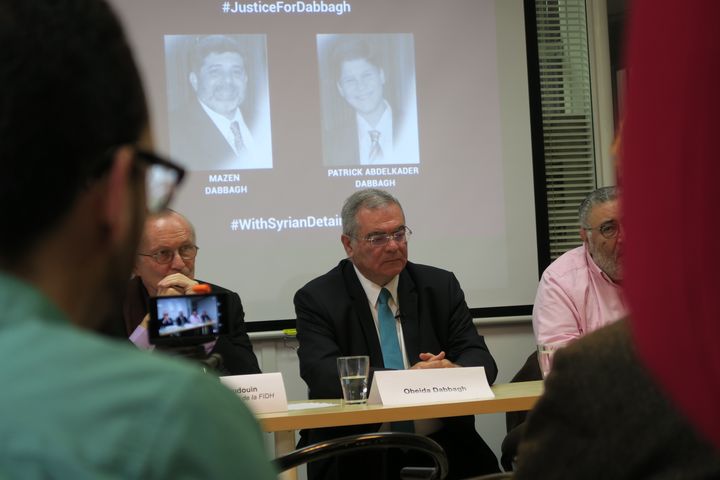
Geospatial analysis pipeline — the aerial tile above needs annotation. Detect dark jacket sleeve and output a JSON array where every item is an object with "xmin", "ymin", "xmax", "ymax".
[
  {"xmin": 210, "ymin": 287, "xmax": 261, "ymax": 375},
  {"xmin": 294, "ymin": 284, "xmax": 345, "ymax": 399}
]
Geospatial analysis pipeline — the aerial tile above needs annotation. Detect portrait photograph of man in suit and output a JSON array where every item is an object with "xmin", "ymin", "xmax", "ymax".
[
  {"xmin": 165, "ymin": 34, "xmax": 273, "ymax": 171},
  {"xmin": 318, "ymin": 34, "xmax": 420, "ymax": 167}
]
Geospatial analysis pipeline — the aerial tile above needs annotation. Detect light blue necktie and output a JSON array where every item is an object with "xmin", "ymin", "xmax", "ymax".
[
  {"xmin": 377, "ymin": 288, "xmax": 414, "ymax": 433},
  {"xmin": 378, "ymin": 288, "xmax": 403, "ymax": 370}
]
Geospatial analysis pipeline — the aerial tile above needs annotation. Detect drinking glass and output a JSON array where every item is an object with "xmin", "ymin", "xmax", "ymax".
[
  {"xmin": 537, "ymin": 342, "xmax": 567, "ymax": 379},
  {"xmin": 336, "ymin": 355, "xmax": 370, "ymax": 404}
]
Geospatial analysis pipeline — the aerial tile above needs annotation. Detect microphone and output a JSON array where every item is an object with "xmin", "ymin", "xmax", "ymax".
[{"xmin": 201, "ymin": 353, "xmax": 224, "ymax": 374}]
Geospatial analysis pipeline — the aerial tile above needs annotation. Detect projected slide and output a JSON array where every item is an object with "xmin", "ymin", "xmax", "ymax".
[
  {"xmin": 111, "ymin": 0, "xmax": 539, "ymax": 323},
  {"xmin": 165, "ymin": 34, "xmax": 273, "ymax": 170},
  {"xmin": 318, "ymin": 34, "xmax": 420, "ymax": 166}
]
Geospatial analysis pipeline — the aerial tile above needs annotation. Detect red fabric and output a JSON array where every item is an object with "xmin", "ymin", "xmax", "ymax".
[{"xmin": 624, "ymin": 0, "xmax": 720, "ymax": 449}]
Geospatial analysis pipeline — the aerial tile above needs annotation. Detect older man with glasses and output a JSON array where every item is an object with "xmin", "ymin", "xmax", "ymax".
[
  {"xmin": 532, "ymin": 186, "xmax": 627, "ymax": 345},
  {"xmin": 112, "ymin": 209, "xmax": 261, "ymax": 375},
  {"xmin": 294, "ymin": 188, "xmax": 501, "ymax": 479}
]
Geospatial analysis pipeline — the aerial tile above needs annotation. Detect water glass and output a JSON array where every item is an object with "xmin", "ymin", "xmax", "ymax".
[
  {"xmin": 537, "ymin": 342, "xmax": 567, "ymax": 379},
  {"xmin": 337, "ymin": 355, "xmax": 370, "ymax": 404}
]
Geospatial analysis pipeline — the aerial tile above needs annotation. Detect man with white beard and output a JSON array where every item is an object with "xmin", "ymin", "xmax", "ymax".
[{"xmin": 532, "ymin": 186, "xmax": 627, "ymax": 344}]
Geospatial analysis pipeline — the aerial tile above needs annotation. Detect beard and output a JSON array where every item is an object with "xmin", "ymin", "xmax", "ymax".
[
  {"xmin": 589, "ymin": 243, "xmax": 622, "ymax": 282},
  {"xmin": 86, "ymin": 182, "xmax": 146, "ymax": 333}
]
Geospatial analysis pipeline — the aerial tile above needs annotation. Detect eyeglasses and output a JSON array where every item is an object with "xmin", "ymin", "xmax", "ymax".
[
  {"xmin": 134, "ymin": 150, "xmax": 185, "ymax": 214},
  {"xmin": 89, "ymin": 147, "xmax": 185, "ymax": 214},
  {"xmin": 584, "ymin": 220, "xmax": 620, "ymax": 239},
  {"xmin": 358, "ymin": 226, "xmax": 413, "ymax": 247},
  {"xmin": 138, "ymin": 245, "xmax": 199, "ymax": 264}
]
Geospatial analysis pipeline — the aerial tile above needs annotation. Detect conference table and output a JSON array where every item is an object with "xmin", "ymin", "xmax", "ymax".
[
  {"xmin": 158, "ymin": 320, "xmax": 214, "ymax": 335},
  {"xmin": 257, "ymin": 380, "xmax": 543, "ymax": 479}
]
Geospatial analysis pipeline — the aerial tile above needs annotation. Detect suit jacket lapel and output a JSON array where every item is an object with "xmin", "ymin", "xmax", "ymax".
[
  {"xmin": 340, "ymin": 260, "xmax": 385, "ymax": 366},
  {"xmin": 397, "ymin": 266, "xmax": 420, "ymax": 366}
]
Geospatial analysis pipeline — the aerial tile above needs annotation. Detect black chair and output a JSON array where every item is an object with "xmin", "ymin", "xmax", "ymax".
[
  {"xmin": 500, "ymin": 351, "xmax": 541, "ymax": 471},
  {"xmin": 274, "ymin": 432, "xmax": 449, "ymax": 480},
  {"xmin": 463, "ymin": 473, "xmax": 514, "ymax": 480}
]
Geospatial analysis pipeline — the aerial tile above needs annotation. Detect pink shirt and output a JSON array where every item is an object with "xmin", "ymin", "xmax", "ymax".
[
  {"xmin": 129, "ymin": 325, "xmax": 216, "ymax": 354},
  {"xmin": 532, "ymin": 244, "xmax": 627, "ymax": 345}
]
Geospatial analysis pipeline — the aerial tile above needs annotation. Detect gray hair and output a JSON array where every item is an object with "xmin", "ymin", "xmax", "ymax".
[
  {"xmin": 341, "ymin": 189, "xmax": 403, "ymax": 238},
  {"xmin": 578, "ymin": 186, "xmax": 618, "ymax": 228}
]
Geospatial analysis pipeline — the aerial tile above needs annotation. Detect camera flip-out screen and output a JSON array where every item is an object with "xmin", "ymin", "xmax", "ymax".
[{"xmin": 148, "ymin": 292, "xmax": 230, "ymax": 346}]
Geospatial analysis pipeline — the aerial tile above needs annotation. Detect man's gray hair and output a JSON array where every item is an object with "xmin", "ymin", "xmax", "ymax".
[
  {"xmin": 341, "ymin": 189, "xmax": 403, "ymax": 238},
  {"xmin": 578, "ymin": 186, "xmax": 618, "ymax": 228}
]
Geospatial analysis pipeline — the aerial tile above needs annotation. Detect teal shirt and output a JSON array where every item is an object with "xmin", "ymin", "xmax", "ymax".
[{"xmin": 0, "ymin": 273, "xmax": 276, "ymax": 479}]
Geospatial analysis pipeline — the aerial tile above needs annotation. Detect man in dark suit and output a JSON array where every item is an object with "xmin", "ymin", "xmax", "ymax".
[
  {"xmin": 513, "ymin": 319, "xmax": 720, "ymax": 478},
  {"xmin": 120, "ymin": 209, "xmax": 260, "ymax": 375},
  {"xmin": 169, "ymin": 35, "xmax": 270, "ymax": 170},
  {"xmin": 175, "ymin": 311, "xmax": 188, "ymax": 326},
  {"xmin": 294, "ymin": 189, "xmax": 500, "ymax": 479}
]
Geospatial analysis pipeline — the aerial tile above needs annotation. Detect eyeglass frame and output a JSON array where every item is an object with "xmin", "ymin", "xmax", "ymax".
[
  {"xmin": 583, "ymin": 220, "xmax": 620, "ymax": 239},
  {"xmin": 133, "ymin": 149, "xmax": 186, "ymax": 214},
  {"xmin": 137, "ymin": 244, "xmax": 199, "ymax": 265},
  {"xmin": 86, "ymin": 146, "xmax": 185, "ymax": 214},
  {"xmin": 353, "ymin": 226, "xmax": 413, "ymax": 247}
]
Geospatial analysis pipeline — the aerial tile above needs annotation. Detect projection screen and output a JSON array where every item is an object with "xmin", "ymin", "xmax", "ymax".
[{"xmin": 109, "ymin": 0, "xmax": 540, "ymax": 327}]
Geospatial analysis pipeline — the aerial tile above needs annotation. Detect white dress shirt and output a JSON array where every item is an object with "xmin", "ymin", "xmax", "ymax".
[
  {"xmin": 199, "ymin": 101, "xmax": 257, "ymax": 162},
  {"xmin": 356, "ymin": 101, "xmax": 393, "ymax": 165}
]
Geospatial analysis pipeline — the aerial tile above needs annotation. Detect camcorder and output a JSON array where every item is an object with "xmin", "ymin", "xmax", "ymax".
[{"xmin": 148, "ymin": 292, "xmax": 230, "ymax": 347}]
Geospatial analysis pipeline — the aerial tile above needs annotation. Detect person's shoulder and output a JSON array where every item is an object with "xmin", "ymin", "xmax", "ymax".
[
  {"xmin": 170, "ymin": 99, "xmax": 204, "ymax": 120},
  {"xmin": 79, "ymin": 331, "xmax": 261, "ymax": 435},
  {"xmin": 403, "ymin": 261, "xmax": 454, "ymax": 281},
  {"xmin": 400, "ymin": 262, "xmax": 464, "ymax": 296},
  {"xmin": 325, "ymin": 120, "xmax": 360, "ymax": 166},
  {"xmin": 571, "ymin": 318, "xmax": 629, "ymax": 351},
  {"xmin": 3, "ymin": 323, "xmax": 267, "ymax": 475},
  {"xmin": 558, "ymin": 319, "xmax": 631, "ymax": 370},
  {"xmin": 168, "ymin": 103, "xmax": 192, "ymax": 128},
  {"xmin": 75, "ymin": 326, "xmax": 209, "ymax": 382},
  {"xmin": 104, "ymin": 341, "xmax": 274, "ymax": 478},
  {"xmin": 297, "ymin": 259, "xmax": 348, "ymax": 293},
  {"xmin": 541, "ymin": 245, "xmax": 589, "ymax": 279}
]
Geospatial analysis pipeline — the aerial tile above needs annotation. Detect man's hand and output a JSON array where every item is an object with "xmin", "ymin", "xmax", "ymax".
[
  {"xmin": 410, "ymin": 351, "xmax": 459, "ymax": 369},
  {"xmin": 156, "ymin": 273, "xmax": 199, "ymax": 296}
]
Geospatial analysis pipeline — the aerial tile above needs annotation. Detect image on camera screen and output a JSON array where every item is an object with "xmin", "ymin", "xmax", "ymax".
[{"xmin": 153, "ymin": 294, "xmax": 225, "ymax": 339}]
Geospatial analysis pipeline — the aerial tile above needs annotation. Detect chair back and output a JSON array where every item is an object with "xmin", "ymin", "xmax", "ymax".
[{"xmin": 274, "ymin": 431, "xmax": 448, "ymax": 479}]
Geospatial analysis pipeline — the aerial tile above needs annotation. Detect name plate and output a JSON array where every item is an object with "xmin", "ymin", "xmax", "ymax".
[
  {"xmin": 220, "ymin": 372, "xmax": 288, "ymax": 414},
  {"xmin": 368, "ymin": 367, "xmax": 494, "ymax": 405}
]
